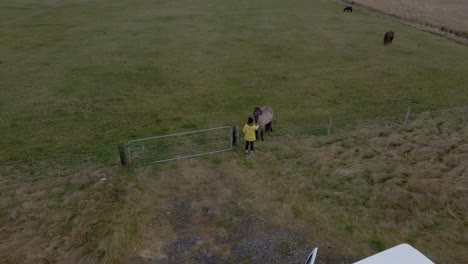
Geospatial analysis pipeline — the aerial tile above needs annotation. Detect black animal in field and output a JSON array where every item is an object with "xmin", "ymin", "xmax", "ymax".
[
  {"xmin": 343, "ymin": 6, "xmax": 352, "ymax": 12},
  {"xmin": 384, "ymin": 31, "xmax": 395, "ymax": 45}
]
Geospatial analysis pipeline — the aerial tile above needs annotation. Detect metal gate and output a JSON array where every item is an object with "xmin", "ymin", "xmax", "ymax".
[{"xmin": 127, "ymin": 126, "xmax": 236, "ymax": 164}]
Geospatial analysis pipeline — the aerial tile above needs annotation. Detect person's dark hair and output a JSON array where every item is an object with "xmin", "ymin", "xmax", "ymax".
[{"xmin": 248, "ymin": 117, "xmax": 253, "ymax": 124}]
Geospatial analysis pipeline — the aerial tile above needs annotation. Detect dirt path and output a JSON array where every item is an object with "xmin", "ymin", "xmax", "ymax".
[{"xmin": 128, "ymin": 159, "xmax": 354, "ymax": 264}]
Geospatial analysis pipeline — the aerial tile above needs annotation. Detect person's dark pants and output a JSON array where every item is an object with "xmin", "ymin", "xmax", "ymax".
[{"xmin": 245, "ymin": 141, "xmax": 254, "ymax": 151}]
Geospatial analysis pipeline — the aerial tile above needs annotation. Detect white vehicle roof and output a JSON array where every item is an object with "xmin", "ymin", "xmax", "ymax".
[{"xmin": 353, "ymin": 243, "xmax": 434, "ymax": 264}]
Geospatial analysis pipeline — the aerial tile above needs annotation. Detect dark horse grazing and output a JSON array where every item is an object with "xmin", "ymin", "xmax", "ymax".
[
  {"xmin": 343, "ymin": 6, "xmax": 352, "ymax": 12},
  {"xmin": 384, "ymin": 31, "xmax": 395, "ymax": 45},
  {"xmin": 253, "ymin": 106, "xmax": 273, "ymax": 141}
]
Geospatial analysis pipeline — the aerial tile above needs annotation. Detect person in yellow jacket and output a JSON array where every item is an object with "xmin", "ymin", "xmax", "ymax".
[{"xmin": 243, "ymin": 117, "xmax": 259, "ymax": 154}]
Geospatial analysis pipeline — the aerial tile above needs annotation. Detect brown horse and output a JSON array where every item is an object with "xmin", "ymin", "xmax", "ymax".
[
  {"xmin": 384, "ymin": 31, "xmax": 395, "ymax": 45},
  {"xmin": 253, "ymin": 106, "xmax": 273, "ymax": 141},
  {"xmin": 343, "ymin": 6, "xmax": 352, "ymax": 12}
]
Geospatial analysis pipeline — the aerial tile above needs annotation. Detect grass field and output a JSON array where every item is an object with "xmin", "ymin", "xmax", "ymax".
[{"xmin": 1, "ymin": 0, "xmax": 467, "ymax": 263}]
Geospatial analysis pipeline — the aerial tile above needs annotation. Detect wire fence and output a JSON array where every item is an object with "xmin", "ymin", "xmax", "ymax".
[
  {"xmin": 264, "ymin": 105, "xmax": 468, "ymax": 138},
  {"xmin": 0, "ymin": 105, "xmax": 466, "ymax": 169}
]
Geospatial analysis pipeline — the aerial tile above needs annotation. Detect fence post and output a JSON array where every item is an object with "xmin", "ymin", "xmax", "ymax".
[
  {"xmin": 404, "ymin": 106, "xmax": 411, "ymax": 124},
  {"xmin": 327, "ymin": 116, "xmax": 333, "ymax": 136},
  {"xmin": 117, "ymin": 143, "xmax": 127, "ymax": 166},
  {"xmin": 231, "ymin": 126, "xmax": 238, "ymax": 147}
]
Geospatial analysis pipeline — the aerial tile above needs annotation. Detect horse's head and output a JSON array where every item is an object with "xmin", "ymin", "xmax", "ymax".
[{"xmin": 253, "ymin": 107, "xmax": 262, "ymax": 123}]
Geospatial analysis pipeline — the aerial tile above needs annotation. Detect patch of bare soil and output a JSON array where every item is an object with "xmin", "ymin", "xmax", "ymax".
[
  {"xmin": 131, "ymin": 199, "xmax": 351, "ymax": 264},
  {"xmin": 130, "ymin": 160, "xmax": 353, "ymax": 264},
  {"xmin": 343, "ymin": 0, "xmax": 468, "ymax": 43}
]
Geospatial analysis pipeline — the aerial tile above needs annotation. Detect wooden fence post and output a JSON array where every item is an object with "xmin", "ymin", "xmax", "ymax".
[
  {"xmin": 232, "ymin": 126, "xmax": 238, "ymax": 147},
  {"xmin": 117, "ymin": 143, "xmax": 127, "ymax": 166}
]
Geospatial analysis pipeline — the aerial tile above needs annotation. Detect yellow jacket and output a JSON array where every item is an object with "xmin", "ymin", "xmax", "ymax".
[{"xmin": 243, "ymin": 123, "xmax": 259, "ymax": 141}]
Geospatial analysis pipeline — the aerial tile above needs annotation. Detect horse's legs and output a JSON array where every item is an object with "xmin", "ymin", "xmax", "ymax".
[
  {"xmin": 260, "ymin": 129, "xmax": 264, "ymax": 141},
  {"xmin": 255, "ymin": 130, "xmax": 259, "ymax": 140},
  {"xmin": 267, "ymin": 122, "xmax": 273, "ymax": 132},
  {"xmin": 264, "ymin": 122, "xmax": 272, "ymax": 132}
]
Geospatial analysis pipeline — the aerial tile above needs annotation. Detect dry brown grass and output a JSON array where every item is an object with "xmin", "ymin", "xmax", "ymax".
[
  {"xmin": 344, "ymin": 0, "xmax": 468, "ymax": 42},
  {"xmin": 0, "ymin": 162, "xmax": 142, "ymax": 263}
]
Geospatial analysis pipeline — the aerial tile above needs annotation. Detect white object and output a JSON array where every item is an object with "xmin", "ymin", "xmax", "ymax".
[
  {"xmin": 305, "ymin": 247, "xmax": 318, "ymax": 264},
  {"xmin": 353, "ymin": 243, "xmax": 434, "ymax": 264}
]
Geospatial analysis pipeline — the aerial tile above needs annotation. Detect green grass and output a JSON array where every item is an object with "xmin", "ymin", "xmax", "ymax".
[
  {"xmin": 1, "ymin": 0, "xmax": 468, "ymax": 263},
  {"xmin": 1, "ymin": 0, "xmax": 468, "ymax": 162}
]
